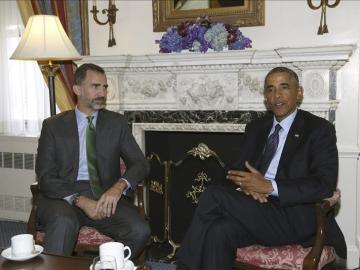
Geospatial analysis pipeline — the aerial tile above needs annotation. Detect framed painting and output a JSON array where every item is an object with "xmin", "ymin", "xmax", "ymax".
[{"xmin": 152, "ymin": 0, "xmax": 265, "ymax": 32}]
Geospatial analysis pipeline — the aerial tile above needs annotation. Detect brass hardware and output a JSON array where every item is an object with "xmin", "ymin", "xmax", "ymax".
[
  {"xmin": 149, "ymin": 180, "xmax": 164, "ymax": 195},
  {"xmin": 307, "ymin": 0, "xmax": 340, "ymax": 35},
  {"xmin": 90, "ymin": 0, "xmax": 119, "ymax": 47},
  {"xmin": 167, "ymin": 239, "xmax": 181, "ymax": 259},
  {"xmin": 186, "ymin": 171, "xmax": 211, "ymax": 204},
  {"xmin": 187, "ymin": 143, "xmax": 225, "ymax": 167}
]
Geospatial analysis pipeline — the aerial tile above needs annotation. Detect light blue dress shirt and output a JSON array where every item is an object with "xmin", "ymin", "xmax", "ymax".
[
  {"xmin": 265, "ymin": 109, "xmax": 298, "ymax": 197},
  {"xmin": 75, "ymin": 107, "xmax": 98, "ymax": 181}
]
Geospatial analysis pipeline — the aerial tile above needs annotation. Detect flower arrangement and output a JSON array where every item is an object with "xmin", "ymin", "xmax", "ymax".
[{"xmin": 157, "ymin": 16, "xmax": 252, "ymax": 53}]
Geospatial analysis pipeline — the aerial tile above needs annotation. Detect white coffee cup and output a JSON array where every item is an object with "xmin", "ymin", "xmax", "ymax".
[
  {"xmin": 11, "ymin": 234, "xmax": 35, "ymax": 257},
  {"xmin": 99, "ymin": 242, "xmax": 131, "ymax": 269}
]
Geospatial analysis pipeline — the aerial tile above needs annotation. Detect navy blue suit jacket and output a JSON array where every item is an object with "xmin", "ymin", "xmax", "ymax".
[{"xmin": 229, "ymin": 109, "xmax": 346, "ymax": 258}]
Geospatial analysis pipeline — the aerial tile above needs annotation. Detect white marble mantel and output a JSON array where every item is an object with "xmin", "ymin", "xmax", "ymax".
[{"xmin": 79, "ymin": 44, "xmax": 354, "ymax": 119}]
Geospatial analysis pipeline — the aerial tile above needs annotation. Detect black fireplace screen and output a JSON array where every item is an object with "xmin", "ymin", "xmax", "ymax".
[{"xmin": 145, "ymin": 131, "xmax": 244, "ymax": 259}]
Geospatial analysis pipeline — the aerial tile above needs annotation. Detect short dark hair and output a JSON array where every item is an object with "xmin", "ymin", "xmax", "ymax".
[
  {"xmin": 74, "ymin": 63, "xmax": 105, "ymax": 85},
  {"xmin": 264, "ymin": 67, "xmax": 300, "ymax": 88}
]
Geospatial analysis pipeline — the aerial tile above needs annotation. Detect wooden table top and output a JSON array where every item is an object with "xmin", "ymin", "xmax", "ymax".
[{"xmin": 0, "ymin": 252, "xmax": 92, "ymax": 270}]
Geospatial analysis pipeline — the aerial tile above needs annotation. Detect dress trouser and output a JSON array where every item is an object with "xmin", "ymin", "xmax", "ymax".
[
  {"xmin": 37, "ymin": 181, "xmax": 150, "ymax": 258},
  {"xmin": 177, "ymin": 185, "xmax": 317, "ymax": 270}
]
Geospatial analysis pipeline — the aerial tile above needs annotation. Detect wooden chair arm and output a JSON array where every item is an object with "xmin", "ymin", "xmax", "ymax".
[
  {"xmin": 27, "ymin": 182, "xmax": 38, "ymax": 239},
  {"xmin": 303, "ymin": 189, "xmax": 341, "ymax": 270},
  {"xmin": 136, "ymin": 181, "xmax": 146, "ymax": 218},
  {"xmin": 27, "ymin": 180, "xmax": 146, "ymax": 238}
]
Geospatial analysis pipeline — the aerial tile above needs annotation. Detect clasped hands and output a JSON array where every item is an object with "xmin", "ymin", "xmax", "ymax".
[
  {"xmin": 76, "ymin": 180, "xmax": 127, "ymax": 220},
  {"xmin": 226, "ymin": 161, "xmax": 273, "ymax": 203}
]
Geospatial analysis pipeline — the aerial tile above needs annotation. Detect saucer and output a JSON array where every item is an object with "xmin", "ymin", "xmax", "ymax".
[
  {"xmin": 123, "ymin": 260, "xmax": 137, "ymax": 270},
  {"xmin": 89, "ymin": 260, "xmax": 137, "ymax": 270},
  {"xmin": 1, "ymin": 245, "xmax": 43, "ymax": 261}
]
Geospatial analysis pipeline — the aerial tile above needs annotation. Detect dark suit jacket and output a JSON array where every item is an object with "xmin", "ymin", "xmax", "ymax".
[
  {"xmin": 229, "ymin": 109, "xmax": 346, "ymax": 258},
  {"xmin": 36, "ymin": 109, "xmax": 149, "ymax": 199}
]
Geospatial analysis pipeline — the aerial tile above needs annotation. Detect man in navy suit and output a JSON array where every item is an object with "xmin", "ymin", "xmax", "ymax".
[
  {"xmin": 176, "ymin": 67, "xmax": 346, "ymax": 270},
  {"xmin": 36, "ymin": 63, "xmax": 150, "ymax": 257}
]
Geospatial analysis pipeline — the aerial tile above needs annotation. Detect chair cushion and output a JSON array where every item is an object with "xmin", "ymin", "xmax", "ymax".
[
  {"xmin": 36, "ymin": 226, "xmax": 113, "ymax": 246},
  {"xmin": 236, "ymin": 245, "xmax": 336, "ymax": 270}
]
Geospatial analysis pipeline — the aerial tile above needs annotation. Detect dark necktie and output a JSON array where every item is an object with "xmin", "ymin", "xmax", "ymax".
[
  {"xmin": 259, "ymin": 124, "xmax": 282, "ymax": 175},
  {"xmin": 86, "ymin": 116, "xmax": 102, "ymax": 198}
]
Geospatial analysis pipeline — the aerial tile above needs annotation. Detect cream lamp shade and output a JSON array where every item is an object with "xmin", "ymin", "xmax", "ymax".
[
  {"xmin": 10, "ymin": 14, "xmax": 81, "ymax": 61},
  {"xmin": 10, "ymin": 14, "xmax": 81, "ymax": 116}
]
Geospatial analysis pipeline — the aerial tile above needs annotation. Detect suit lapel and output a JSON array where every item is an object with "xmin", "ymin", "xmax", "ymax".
[
  {"xmin": 63, "ymin": 111, "xmax": 79, "ymax": 179},
  {"xmin": 95, "ymin": 110, "xmax": 110, "ymax": 179},
  {"xmin": 253, "ymin": 117, "xmax": 273, "ymax": 169},
  {"xmin": 277, "ymin": 110, "xmax": 304, "ymax": 172}
]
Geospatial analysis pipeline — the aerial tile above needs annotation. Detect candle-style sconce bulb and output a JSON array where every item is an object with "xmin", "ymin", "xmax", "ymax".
[
  {"xmin": 90, "ymin": 0, "xmax": 119, "ymax": 47},
  {"xmin": 307, "ymin": 0, "xmax": 340, "ymax": 35}
]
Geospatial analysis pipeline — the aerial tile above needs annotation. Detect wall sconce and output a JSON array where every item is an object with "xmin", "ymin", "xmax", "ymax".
[
  {"xmin": 90, "ymin": 0, "xmax": 119, "ymax": 47},
  {"xmin": 307, "ymin": 0, "xmax": 340, "ymax": 35}
]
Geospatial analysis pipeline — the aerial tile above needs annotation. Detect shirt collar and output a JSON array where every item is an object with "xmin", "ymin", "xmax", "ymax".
[
  {"xmin": 75, "ymin": 107, "xmax": 99, "ymax": 125},
  {"xmin": 272, "ymin": 108, "xmax": 297, "ymax": 133}
]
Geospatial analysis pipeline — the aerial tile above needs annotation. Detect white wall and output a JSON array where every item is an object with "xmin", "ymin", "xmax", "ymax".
[{"xmin": 89, "ymin": 0, "xmax": 360, "ymax": 55}]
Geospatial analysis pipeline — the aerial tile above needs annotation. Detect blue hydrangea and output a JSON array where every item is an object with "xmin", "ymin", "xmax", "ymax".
[
  {"xmin": 204, "ymin": 23, "xmax": 228, "ymax": 51},
  {"xmin": 158, "ymin": 27, "xmax": 183, "ymax": 53},
  {"xmin": 156, "ymin": 16, "xmax": 252, "ymax": 53},
  {"xmin": 228, "ymin": 30, "xmax": 252, "ymax": 50}
]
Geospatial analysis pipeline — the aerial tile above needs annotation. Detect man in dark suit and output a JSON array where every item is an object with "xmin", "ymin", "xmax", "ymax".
[
  {"xmin": 176, "ymin": 67, "xmax": 346, "ymax": 270},
  {"xmin": 36, "ymin": 63, "xmax": 150, "ymax": 257}
]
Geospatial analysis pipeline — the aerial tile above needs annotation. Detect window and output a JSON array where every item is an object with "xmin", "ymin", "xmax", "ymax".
[{"xmin": 0, "ymin": 1, "xmax": 49, "ymax": 136}]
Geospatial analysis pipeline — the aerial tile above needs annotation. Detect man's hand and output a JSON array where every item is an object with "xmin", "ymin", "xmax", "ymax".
[
  {"xmin": 243, "ymin": 190, "xmax": 269, "ymax": 203},
  {"xmin": 227, "ymin": 161, "xmax": 273, "ymax": 199},
  {"xmin": 76, "ymin": 196, "xmax": 106, "ymax": 220},
  {"xmin": 95, "ymin": 179, "xmax": 127, "ymax": 217}
]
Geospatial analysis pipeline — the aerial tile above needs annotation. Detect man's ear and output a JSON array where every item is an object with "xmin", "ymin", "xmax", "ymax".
[
  {"xmin": 297, "ymin": 86, "xmax": 304, "ymax": 105},
  {"xmin": 73, "ymin": 85, "xmax": 80, "ymax": 96}
]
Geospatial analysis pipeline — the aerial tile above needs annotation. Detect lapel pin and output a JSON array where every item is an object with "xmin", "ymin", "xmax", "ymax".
[{"xmin": 294, "ymin": 134, "xmax": 300, "ymax": 138}]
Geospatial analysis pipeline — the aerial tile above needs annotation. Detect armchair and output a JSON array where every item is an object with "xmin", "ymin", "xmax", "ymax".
[
  {"xmin": 234, "ymin": 190, "xmax": 341, "ymax": 270},
  {"xmin": 27, "ymin": 181, "xmax": 146, "ymax": 254}
]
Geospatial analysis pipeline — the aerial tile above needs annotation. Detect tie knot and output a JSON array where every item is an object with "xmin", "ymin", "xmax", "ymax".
[
  {"xmin": 87, "ymin": 116, "xmax": 94, "ymax": 124},
  {"xmin": 274, "ymin": 124, "xmax": 281, "ymax": 134}
]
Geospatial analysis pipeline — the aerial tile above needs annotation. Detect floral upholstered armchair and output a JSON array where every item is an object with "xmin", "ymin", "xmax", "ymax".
[{"xmin": 234, "ymin": 190, "xmax": 341, "ymax": 270}]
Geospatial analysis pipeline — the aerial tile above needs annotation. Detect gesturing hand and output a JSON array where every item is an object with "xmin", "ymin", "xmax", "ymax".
[
  {"xmin": 243, "ymin": 190, "xmax": 269, "ymax": 203},
  {"xmin": 227, "ymin": 161, "xmax": 273, "ymax": 195}
]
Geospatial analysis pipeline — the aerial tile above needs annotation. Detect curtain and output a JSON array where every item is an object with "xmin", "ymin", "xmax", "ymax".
[
  {"xmin": 16, "ymin": 0, "xmax": 90, "ymax": 112},
  {"xmin": 0, "ymin": 0, "xmax": 49, "ymax": 135}
]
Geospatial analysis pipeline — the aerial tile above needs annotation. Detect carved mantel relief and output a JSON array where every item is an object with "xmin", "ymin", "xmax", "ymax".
[{"xmin": 78, "ymin": 45, "xmax": 353, "ymax": 115}]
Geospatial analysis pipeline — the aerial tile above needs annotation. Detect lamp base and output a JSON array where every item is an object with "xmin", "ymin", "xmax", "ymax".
[{"xmin": 40, "ymin": 63, "xmax": 60, "ymax": 116}]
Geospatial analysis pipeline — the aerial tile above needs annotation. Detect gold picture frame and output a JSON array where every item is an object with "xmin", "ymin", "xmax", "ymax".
[{"xmin": 152, "ymin": 0, "xmax": 265, "ymax": 32}]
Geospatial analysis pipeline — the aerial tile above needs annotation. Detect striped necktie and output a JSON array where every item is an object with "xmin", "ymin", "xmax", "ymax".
[
  {"xmin": 86, "ymin": 116, "xmax": 102, "ymax": 198},
  {"xmin": 259, "ymin": 124, "xmax": 282, "ymax": 175}
]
